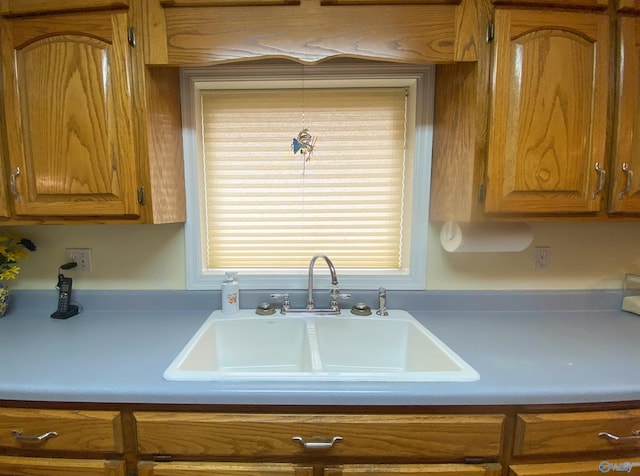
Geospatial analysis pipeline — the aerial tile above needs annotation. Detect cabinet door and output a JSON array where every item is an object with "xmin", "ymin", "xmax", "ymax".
[
  {"xmin": 610, "ymin": 16, "xmax": 640, "ymax": 213},
  {"xmin": 0, "ymin": 11, "xmax": 140, "ymax": 218},
  {"xmin": 485, "ymin": 9, "xmax": 609, "ymax": 215},
  {"xmin": 138, "ymin": 462, "xmax": 313, "ymax": 476},
  {"xmin": 0, "ymin": 456, "xmax": 125, "ymax": 476}
]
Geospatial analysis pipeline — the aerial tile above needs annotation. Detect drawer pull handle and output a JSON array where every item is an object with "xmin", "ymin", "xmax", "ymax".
[
  {"xmin": 11, "ymin": 430, "xmax": 58, "ymax": 443},
  {"xmin": 620, "ymin": 163, "xmax": 634, "ymax": 199},
  {"xmin": 9, "ymin": 167, "xmax": 21, "ymax": 203},
  {"xmin": 599, "ymin": 430, "xmax": 640, "ymax": 443},
  {"xmin": 592, "ymin": 162, "xmax": 606, "ymax": 199},
  {"xmin": 292, "ymin": 436, "xmax": 343, "ymax": 450}
]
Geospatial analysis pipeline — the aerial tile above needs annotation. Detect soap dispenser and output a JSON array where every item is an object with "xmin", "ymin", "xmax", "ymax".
[{"xmin": 221, "ymin": 272, "xmax": 239, "ymax": 314}]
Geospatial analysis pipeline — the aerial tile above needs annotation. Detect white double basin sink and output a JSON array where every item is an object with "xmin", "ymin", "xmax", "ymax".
[{"xmin": 164, "ymin": 309, "xmax": 479, "ymax": 382}]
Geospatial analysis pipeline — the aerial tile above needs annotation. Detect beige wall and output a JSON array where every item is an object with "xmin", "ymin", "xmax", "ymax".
[
  {"xmin": 427, "ymin": 221, "xmax": 640, "ymax": 290},
  {"xmin": 7, "ymin": 220, "xmax": 640, "ymax": 291}
]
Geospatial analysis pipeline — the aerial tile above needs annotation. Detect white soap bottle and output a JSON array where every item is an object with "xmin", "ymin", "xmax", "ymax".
[{"xmin": 221, "ymin": 272, "xmax": 239, "ymax": 314}]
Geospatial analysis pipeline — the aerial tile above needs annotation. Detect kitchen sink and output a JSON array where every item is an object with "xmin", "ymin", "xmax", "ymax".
[{"xmin": 163, "ymin": 310, "xmax": 479, "ymax": 382}]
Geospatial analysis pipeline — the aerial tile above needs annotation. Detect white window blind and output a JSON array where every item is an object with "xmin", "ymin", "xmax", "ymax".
[{"xmin": 200, "ymin": 87, "xmax": 408, "ymax": 269}]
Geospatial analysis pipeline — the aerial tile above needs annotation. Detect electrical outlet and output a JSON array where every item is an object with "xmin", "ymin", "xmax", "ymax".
[
  {"xmin": 534, "ymin": 246, "xmax": 550, "ymax": 269},
  {"xmin": 65, "ymin": 248, "xmax": 92, "ymax": 272}
]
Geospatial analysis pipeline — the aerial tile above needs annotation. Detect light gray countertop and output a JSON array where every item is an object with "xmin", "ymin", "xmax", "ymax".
[{"xmin": 0, "ymin": 290, "xmax": 639, "ymax": 406}]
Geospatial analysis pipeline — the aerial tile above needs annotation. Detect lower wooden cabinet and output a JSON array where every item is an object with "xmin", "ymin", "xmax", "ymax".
[
  {"xmin": 0, "ymin": 456, "xmax": 126, "ymax": 476},
  {"xmin": 3, "ymin": 403, "xmax": 640, "ymax": 476}
]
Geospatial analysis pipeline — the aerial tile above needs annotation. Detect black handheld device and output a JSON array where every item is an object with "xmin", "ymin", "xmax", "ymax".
[{"xmin": 51, "ymin": 263, "xmax": 79, "ymax": 319}]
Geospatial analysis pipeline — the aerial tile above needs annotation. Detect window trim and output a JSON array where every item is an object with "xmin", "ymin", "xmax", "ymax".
[{"xmin": 181, "ymin": 63, "xmax": 434, "ymax": 291}]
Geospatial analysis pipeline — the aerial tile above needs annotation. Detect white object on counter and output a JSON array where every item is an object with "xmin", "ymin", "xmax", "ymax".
[
  {"xmin": 622, "ymin": 295, "xmax": 640, "ymax": 315},
  {"xmin": 440, "ymin": 221, "xmax": 533, "ymax": 253},
  {"xmin": 221, "ymin": 272, "xmax": 239, "ymax": 314}
]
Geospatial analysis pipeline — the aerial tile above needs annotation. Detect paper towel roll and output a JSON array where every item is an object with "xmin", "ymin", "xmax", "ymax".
[{"xmin": 440, "ymin": 221, "xmax": 533, "ymax": 253}]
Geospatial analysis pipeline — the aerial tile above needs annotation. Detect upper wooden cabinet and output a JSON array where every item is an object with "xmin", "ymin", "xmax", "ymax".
[
  {"xmin": 0, "ymin": 11, "xmax": 140, "ymax": 218},
  {"xmin": 0, "ymin": 5, "xmax": 185, "ymax": 223},
  {"xmin": 610, "ymin": 15, "xmax": 640, "ymax": 213},
  {"xmin": 484, "ymin": 8, "xmax": 609, "ymax": 215},
  {"xmin": 155, "ymin": 0, "xmax": 487, "ymax": 65}
]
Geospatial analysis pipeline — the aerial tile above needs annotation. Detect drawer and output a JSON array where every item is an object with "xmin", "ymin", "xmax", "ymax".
[
  {"xmin": 138, "ymin": 462, "xmax": 313, "ymax": 476},
  {"xmin": 135, "ymin": 412, "xmax": 505, "ymax": 459},
  {"xmin": 0, "ymin": 455, "xmax": 126, "ymax": 476},
  {"xmin": 0, "ymin": 408, "xmax": 124, "ymax": 453},
  {"xmin": 514, "ymin": 409, "xmax": 640, "ymax": 456}
]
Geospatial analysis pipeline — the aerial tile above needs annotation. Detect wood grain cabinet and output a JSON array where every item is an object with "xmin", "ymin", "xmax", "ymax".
[
  {"xmin": 0, "ymin": 407, "xmax": 126, "ymax": 476},
  {"xmin": 484, "ymin": 8, "xmax": 610, "ymax": 216},
  {"xmin": 610, "ymin": 13, "xmax": 640, "ymax": 214},
  {"xmin": 509, "ymin": 409, "xmax": 640, "ymax": 475},
  {"xmin": 0, "ymin": 2, "xmax": 185, "ymax": 223},
  {"xmin": 134, "ymin": 412, "xmax": 504, "ymax": 476}
]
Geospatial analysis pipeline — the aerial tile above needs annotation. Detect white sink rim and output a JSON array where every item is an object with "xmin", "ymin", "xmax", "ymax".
[{"xmin": 163, "ymin": 309, "xmax": 479, "ymax": 382}]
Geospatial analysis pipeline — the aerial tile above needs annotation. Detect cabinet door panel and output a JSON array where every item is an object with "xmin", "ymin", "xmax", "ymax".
[
  {"xmin": 610, "ymin": 16, "xmax": 640, "ymax": 213},
  {"xmin": 0, "ymin": 456, "xmax": 125, "ymax": 476},
  {"xmin": 485, "ymin": 9, "xmax": 609, "ymax": 214},
  {"xmin": 0, "ymin": 12, "xmax": 139, "ymax": 217},
  {"xmin": 138, "ymin": 462, "xmax": 312, "ymax": 476}
]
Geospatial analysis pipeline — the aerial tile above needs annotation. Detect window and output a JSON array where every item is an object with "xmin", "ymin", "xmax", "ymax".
[{"xmin": 181, "ymin": 63, "xmax": 434, "ymax": 290}]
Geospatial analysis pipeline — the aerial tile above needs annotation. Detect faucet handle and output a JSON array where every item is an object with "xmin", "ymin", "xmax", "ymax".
[
  {"xmin": 329, "ymin": 286, "xmax": 351, "ymax": 311},
  {"xmin": 376, "ymin": 287, "xmax": 389, "ymax": 316},
  {"xmin": 270, "ymin": 293, "xmax": 291, "ymax": 313},
  {"xmin": 329, "ymin": 286, "xmax": 351, "ymax": 300}
]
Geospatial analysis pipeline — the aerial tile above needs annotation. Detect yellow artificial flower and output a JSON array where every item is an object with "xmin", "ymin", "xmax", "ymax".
[{"xmin": 0, "ymin": 233, "xmax": 36, "ymax": 281}]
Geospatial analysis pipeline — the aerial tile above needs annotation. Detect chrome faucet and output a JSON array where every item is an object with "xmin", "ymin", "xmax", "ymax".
[
  {"xmin": 271, "ymin": 254, "xmax": 350, "ymax": 315},
  {"xmin": 307, "ymin": 254, "xmax": 338, "ymax": 309}
]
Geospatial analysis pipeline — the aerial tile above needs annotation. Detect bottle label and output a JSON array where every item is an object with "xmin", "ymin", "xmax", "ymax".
[{"xmin": 226, "ymin": 292, "xmax": 238, "ymax": 305}]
